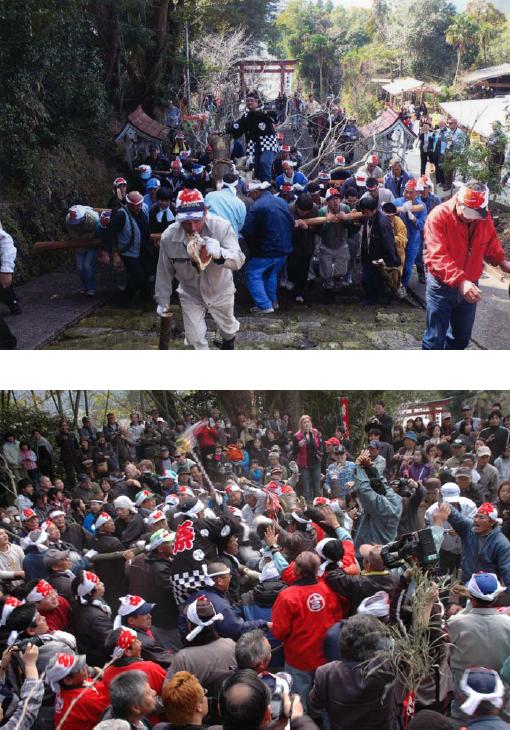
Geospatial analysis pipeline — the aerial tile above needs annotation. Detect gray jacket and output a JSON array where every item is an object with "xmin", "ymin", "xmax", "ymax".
[
  {"xmin": 155, "ymin": 214, "xmax": 245, "ymax": 307},
  {"xmin": 354, "ymin": 465, "xmax": 402, "ymax": 549},
  {"xmin": 1, "ymin": 679, "xmax": 44, "ymax": 730}
]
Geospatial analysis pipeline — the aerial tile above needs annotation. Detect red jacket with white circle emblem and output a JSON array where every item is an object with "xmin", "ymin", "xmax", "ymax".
[{"xmin": 271, "ymin": 578, "xmax": 344, "ymax": 671}]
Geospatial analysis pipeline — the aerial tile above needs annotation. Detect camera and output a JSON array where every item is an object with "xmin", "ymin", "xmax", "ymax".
[
  {"xmin": 390, "ymin": 478, "xmax": 414, "ymax": 498},
  {"xmin": 10, "ymin": 636, "xmax": 45, "ymax": 652},
  {"xmin": 269, "ymin": 672, "xmax": 292, "ymax": 720},
  {"xmin": 380, "ymin": 527, "xmax": 439, "ymax": 570}
]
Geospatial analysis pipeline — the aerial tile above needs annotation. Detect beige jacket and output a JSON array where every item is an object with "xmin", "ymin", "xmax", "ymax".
[{"xmin": 155, "ymin": 213, "xmax": 245, "ymax": 307}]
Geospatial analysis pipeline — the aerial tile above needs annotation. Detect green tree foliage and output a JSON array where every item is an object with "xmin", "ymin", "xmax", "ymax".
[
  {"xmin": 0, "ymin": 0, "xmax": 108, "ymax": 181},
  {"xmin": 195, "ymin": 0, "xmax": 280, "ymax": 48},
  {"xmin": 393, "ymin": 0, "xmax": 457, "ymax": 82}
]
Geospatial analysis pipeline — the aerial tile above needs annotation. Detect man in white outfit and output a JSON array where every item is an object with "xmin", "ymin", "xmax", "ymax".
[
  {"xmin": 0, "ymin": 223, "xmax": 18, "ymax": 349},
  {"xmin": 155, "ymin": 188, "xmax": 245, "ymax": 350}
]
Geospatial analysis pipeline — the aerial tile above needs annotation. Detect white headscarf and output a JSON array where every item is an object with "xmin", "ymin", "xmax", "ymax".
[
  {"xmin": 460, "ymin": 668, "xmax": 504, "ymax": 715},
  {"xmin": 185, "ymin": 597, "xmax": 224, "ymax": 642}
]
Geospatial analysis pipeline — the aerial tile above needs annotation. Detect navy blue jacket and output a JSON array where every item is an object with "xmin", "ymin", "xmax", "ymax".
[
  {"xmin": 241, "ymin": 191, "xmax": 294, "ymax": 258},
  {"xmin": 179, "ymin": 586, "xmax": 267, "ymax": 641},
  {"xmin": 447, "ymin": 508, "xmax": 510, "ymax": 592},
  {"xmin": 23, "ymin": 547, "xmax": 48, "ymax": 582}
]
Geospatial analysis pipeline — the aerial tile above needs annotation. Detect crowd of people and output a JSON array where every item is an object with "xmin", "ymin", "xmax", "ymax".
[
  {"xmin": 2, "ymin": 90, "xmax": 509, "ymax": 350},
  {"xmin": 1, "ymin": 397, "xmax": 510, "ymax": 728}
]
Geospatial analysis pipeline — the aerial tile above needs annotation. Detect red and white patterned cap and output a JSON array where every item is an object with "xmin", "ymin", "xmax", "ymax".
[
  {"xmin": 113, "ymin": 595, "xmax": 154, "ymax": 629},
  {"xmin": 45, "ymin": 653, "xmax": 87, "ymax": 694},
  {"xmin": 313, "ymin": 496, "xmax": 331, "ymax": 506},
  {"xmin": 176, "ymin": 189, "xmax": 206, "ymax": 222},
  {"xmin": 95, "ymin": 512, "xmax": 113, "ymax": 530},
  {"xmin": 334, "ymin": 154, "xmax": 346, "ymax": 166},
  {"xmin": 21, "ymin": 508, "xmax": 37, "ymax": 522},
  {"xmin": 135, "ymin": 490, "xmax": 155, "ymax": 507},
  {"xmin": 225, "ymin": 484, "xmax": 241, "ymax": 494},
  {"xmin": 27, "ymin": 579, "xmax": 54, "ymax": 603},
  {"xmin": 145, "ymin": 510, "xmax": 166, "ymax": 526},
  {"xmin": 0, "ymin": 597, "xmax": 24, "ymax": 627},
  {"xmin": 477, "ymin": 502, "xmax": 502, "ymax": 524},
  {"xmin": 112, "ymin": 627, "xmax": 138, "ymax": 659},
  {"xmin": 76, "ymin": 571, "xmax": 100, "ymax": 604},
  {"xmin": 227, "ymin": 506, "xmax": 243, "ymax": 519}
]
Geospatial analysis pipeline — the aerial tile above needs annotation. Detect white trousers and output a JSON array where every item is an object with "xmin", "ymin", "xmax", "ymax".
[{"xmin": 179, "ymin": 294, "xmax": 239, "ymax": 350}]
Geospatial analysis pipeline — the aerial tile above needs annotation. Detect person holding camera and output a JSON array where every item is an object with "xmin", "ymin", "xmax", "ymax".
[
  {"xmin": 353, "ymin": 449, "xmax": 402, "ymax": 553},
  {"xmin": 0, "ymin": 642, "xmax": 43, "ymax": 730},
  {"xmin": 209, "ymin": 669, "xmax": 318, "ymax": 730}
]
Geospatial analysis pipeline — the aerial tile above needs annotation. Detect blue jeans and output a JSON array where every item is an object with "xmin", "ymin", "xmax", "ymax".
[
  {"xmin": 284, "ymin": 663, "xmax": 315, "ymax": 712},
  {"xmin": 299, "ymin": 461, "xmax": 322, "ymax": 502},
  {"xmin": 402, "ymin": 233, "xmax": 421, "ymax": 287},
  {"xmin": 256, "ymin": 150, "xmax": 277, "ymax": 183},
  {"xmin": 422, "ymin": 272, "xmax": 477, "ymax": 350},
  {"xmin": 75, "ymin": 249, "xmax": 97, "ymax": 292},
  {"xmin": 246, "ymin": 256, "xmax": 286, "ymax": 310}
]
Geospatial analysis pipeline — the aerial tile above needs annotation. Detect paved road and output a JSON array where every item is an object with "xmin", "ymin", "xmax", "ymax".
[{"xmin": 1, "ymin": 270, "xmax": 114, "ymax": 350}]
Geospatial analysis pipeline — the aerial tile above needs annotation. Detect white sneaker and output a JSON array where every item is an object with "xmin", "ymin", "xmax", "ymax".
[
  {"xmin": 295, "ymin": 296, "xmax": 304, "ymax": 303},
  {"xmin": 250, "ymin": 306, "xmax": 274, "ymax": 314}
]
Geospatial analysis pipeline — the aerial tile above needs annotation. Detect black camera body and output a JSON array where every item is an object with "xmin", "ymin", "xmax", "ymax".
[
  {"xmin": 11, "ymin": 635, "xmax": 45, "ymax": 652},
  {"xmin": 390, "ymin": 478, "xmax": 414, "ymax": 499},
  {"xmin": 380, "ymin": 527, "xmax": 439, "ymax": 569}
]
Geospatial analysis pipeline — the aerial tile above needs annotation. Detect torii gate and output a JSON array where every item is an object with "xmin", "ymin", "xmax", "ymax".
[{"xmin": 237, "ymin": 59, "xmax": 298, "ymax": 95}]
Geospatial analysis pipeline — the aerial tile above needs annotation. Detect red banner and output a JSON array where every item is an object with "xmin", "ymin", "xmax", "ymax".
[{"xmin": 339, "ymin": 397, "xmax": 349, "ymax": 437}]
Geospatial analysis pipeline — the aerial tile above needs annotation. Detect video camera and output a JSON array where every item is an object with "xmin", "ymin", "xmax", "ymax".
[
  {"xmin": 380, "ymin": 527, "xmax": 439, "ymax": 570},
  {"xmin": 390, "ymin": 478, "xmax": 415, "ymax": 498}
]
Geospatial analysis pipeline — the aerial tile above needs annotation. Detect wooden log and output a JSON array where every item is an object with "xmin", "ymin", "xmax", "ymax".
[
  {"xmin": 34, "ymin": 239, "xmax": 102, "ymax": 252},
  {"xmin": 35, "ymin": 233, "xmax": 162, "ymax": 252},
  {"xmin": 159, "ymin": 314, "xmax": 173, "ymax": 350}
]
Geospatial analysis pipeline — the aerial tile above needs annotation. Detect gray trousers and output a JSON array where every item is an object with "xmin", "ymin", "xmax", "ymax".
[
  {"xmin": 179, "ymin": 293, "xmax": 239, "ymax": 350},
  {"xmin": 318, "ymin": 244, "xmax": 350, "ymax": 288}
]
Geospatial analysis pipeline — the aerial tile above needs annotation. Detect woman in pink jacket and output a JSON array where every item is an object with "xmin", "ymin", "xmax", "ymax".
[{"xmin": 293, "ymin": 415, "xmax": 323, "ymax": 503}]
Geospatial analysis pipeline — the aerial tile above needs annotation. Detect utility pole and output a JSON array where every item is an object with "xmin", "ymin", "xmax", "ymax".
[{"xmin": 185, "ymin": 20, "xmax": 191, "ymax": 112}]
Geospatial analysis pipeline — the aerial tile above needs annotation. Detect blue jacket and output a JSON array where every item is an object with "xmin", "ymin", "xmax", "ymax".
[
  {"xmin": 23, "ymin": 547, "xmax": 48, "ymax": 582},
  {"xmin": 179, "ymin": 586, "xmax": 267, "ymax": 641},
  {"xmin": 383, "ymin": 170, "xmax": 413, "ymax": 198},
  {"xmin": 393, "ymin": 196, "xmax": 427, "ymax": 248},
  {"xmin": 447, "ymin": 508, "xmax": 510, "ymax": 592},
  {"xmin": 241, "ymin": 191, "xmax": 294, "ymax": 258},
  {"xmin": 275, "ymin": 171, "xmax": 308, "ymax": 191},
  {"xmin": 353, "ymin": 465, "xmax": 402, "ymax": 550}
]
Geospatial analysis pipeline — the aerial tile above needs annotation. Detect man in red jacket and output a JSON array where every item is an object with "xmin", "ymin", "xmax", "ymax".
[
  {"xmin": 423, "ymin": 180, "xmax": 510, "ymax": 349},
  {"xmin": 271, "ymin": 551, "xmax": 344, "ymax": 709}
]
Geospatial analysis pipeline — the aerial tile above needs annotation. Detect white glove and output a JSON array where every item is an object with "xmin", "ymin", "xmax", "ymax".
[
  {"xmin": 204, "ymin": 237, "xmax": 222, "ymax": 259},
  {"xmin": 402, "ymin": 200, "xmax": 413, "ymax": 211},
  {"xmin": 246, "ymin": 155, "xmax": 254, "ymax": 168},
  {"xmin": 156, "ymin": 304, "xmax": 169, "ymax": 317},
  {"xmin": 407, "ymin": 211, "xmax": 416, "ymax": 223}
]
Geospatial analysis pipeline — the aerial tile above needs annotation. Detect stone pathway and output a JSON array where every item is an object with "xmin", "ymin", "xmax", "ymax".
[
  {"xmin": 46, "ymin": 293, "xmax": 427, "ymax": 350},
  {"xmin": 1, "ymin": 269, "xmax": 114, "ymax": 350}
]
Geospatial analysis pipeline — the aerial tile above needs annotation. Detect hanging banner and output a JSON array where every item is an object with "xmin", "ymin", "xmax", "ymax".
[{"xmin": 338, "ymin": 397, "xmax": 349, "ymax": 437}]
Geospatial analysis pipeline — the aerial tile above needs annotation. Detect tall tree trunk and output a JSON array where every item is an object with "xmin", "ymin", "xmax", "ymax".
[
  {"xmin": 216, "ymin": 391, "xmax": 254, "ymax": 421},
  {"xmin": 144, "ymin": 0, "xmax": 171, "ymax": 110},
  {"xmin": 73, "ymin": 391, "xmax": 82, "ymax": 429},
  {"xmin": 56, "ymin": 391, "xmax": 64, "ymax": 419}
]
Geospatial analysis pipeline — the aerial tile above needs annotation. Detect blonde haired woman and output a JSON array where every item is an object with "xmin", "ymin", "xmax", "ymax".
[{"xmin": 293, "ymin": 414, "xmax": 323, "ymax": 502}]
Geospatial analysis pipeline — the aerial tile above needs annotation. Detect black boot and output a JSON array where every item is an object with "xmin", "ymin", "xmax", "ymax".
[{"xmin": 221, "ymin": 336, "xmax": 235, "ymax": 350}]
